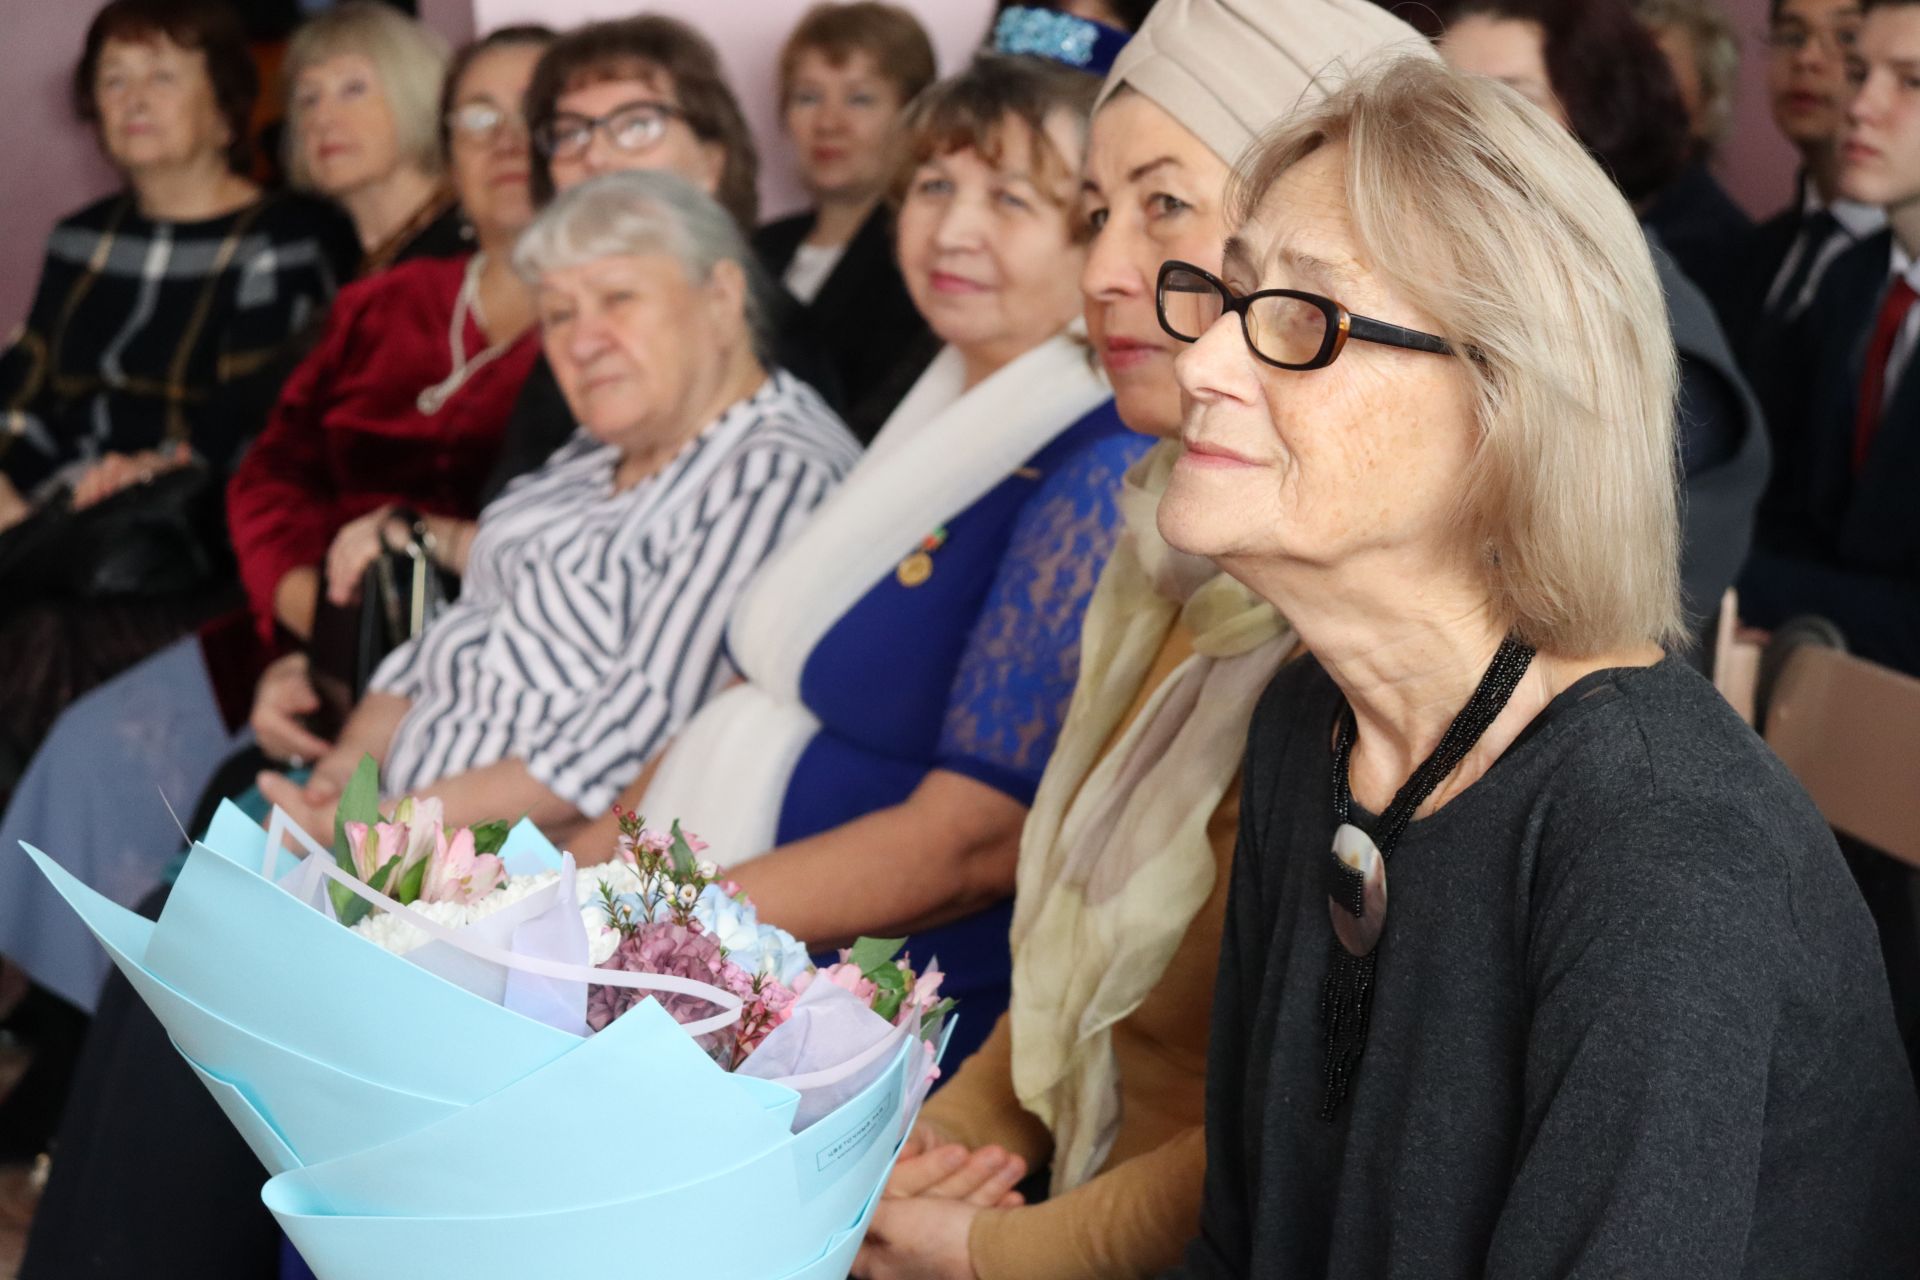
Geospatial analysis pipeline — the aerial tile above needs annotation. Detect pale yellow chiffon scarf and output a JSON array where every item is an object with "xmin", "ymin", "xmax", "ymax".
[{"xmin": 1008, "ymin": 439, "xmax": 1294, "ymax": 1193}]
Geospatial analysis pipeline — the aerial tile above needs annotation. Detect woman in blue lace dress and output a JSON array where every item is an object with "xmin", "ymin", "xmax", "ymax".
[{"xmin": 570, "ymin": 49, "xmax": 1149, "ymax": 1067}]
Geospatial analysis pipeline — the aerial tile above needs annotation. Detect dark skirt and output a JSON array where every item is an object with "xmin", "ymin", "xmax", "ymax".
[{"xmin": 19, "ymin": 885, "xmax": 279, "ymax": 1280}]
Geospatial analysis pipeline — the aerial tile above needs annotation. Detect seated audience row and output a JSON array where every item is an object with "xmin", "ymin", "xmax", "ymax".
[{"xmin": 1, "ymin": 1, "xmax": 1917, "ymax": 1279}]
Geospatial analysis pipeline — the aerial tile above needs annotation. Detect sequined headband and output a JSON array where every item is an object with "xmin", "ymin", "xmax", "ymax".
[{"xmin": 991, "ymin": 6, "xmax": 1131, "ymax": 77}]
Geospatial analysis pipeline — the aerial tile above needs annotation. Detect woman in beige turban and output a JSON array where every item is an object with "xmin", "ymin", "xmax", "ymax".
[{"xmin": 853, "ymin": 3, "xmax": 1430, "ymax": 1278}]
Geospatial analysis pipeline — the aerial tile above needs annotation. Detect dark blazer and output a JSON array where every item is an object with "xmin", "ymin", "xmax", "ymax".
[
  {"xmin": 1648, "ymin": 232, "xmax": 1773, "ymax": 652},
  {"xmin": 1643, "ymin": 160, "xmax": 1754, "ymax": 331},
  {"xmin": 1727, "ymin": 203, "xmax": 1803, "ymax": 360},
  {"xmin": 754, "ymin": 205, "xmax": 933, "ymax": 444},
  {"xmin": 1740, "ymin": 229, "xmax": 1920, "ymax": 675}
]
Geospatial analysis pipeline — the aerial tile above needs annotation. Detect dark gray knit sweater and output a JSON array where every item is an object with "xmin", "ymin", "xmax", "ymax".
[{"xmin": 1170, "ymin": 655, "xmax": 1920, "ymax": 1278}]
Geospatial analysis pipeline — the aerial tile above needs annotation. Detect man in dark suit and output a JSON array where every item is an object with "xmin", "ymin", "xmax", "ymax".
[
  {"xmin": 1735, "ymin": 0, "xmax": 1883, "ymax": 366},
  {"xmin": 1741, "ymin": 0, "xmax": 1920, "ymax": 678}
]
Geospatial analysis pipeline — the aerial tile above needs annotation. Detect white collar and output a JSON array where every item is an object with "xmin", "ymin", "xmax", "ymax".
[
  {"xmin": 1802, "ymin": 172, "xmax": 1887, "ymax": 238},
  {"xmin": 1887, "ymin": 239, "xmax": 1920, "ymax": 291}
]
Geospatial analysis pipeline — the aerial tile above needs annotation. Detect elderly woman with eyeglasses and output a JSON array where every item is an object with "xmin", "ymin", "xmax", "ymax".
[
  {"xmin": 1159, "ymin": 56, "xmax": 1920, "ymax": 1280},
  {"xmin": 476, "ymin": 14, "xmax": 845, "ymax": 506}
]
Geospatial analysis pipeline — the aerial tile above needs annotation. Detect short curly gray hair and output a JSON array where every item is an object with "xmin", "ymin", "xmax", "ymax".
[{"xmin": 512, "ymin": 170, "xmax": 771, "ymax": 360}]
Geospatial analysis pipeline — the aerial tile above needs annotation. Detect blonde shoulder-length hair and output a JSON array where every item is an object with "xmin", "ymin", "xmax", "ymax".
[
  {"xmin": 1231, "ymin": 54, "xmax": 1683, "ymax": 656},
  {"xmin": 283, "ymin": 1, "xmax": 451, "ymax": 191}
]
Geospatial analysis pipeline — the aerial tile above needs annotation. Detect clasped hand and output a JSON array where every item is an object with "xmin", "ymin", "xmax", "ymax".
[{"xmin": 851, "ymin": 1123, "xmax": 1028, "ymax": 1280}]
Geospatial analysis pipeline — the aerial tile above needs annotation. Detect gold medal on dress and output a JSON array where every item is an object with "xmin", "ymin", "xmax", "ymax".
[
  {"xmin": 895, "ymin": 526, "xmax": 949, "ymax": 588},
  {"xmin": 896, "ymin": 551, "xmax": 934, "ymax": 587}
]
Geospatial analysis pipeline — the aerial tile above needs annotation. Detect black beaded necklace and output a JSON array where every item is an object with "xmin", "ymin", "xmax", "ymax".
[{"xmin": 1318, "ymin": 635, "xmax": 1536, "ymax": 1119}]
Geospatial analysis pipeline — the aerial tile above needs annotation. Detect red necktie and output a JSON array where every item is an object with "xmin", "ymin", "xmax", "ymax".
[{"xmin": 1853, "ymin": 276, "xmax": 1919, "ymax": 472}]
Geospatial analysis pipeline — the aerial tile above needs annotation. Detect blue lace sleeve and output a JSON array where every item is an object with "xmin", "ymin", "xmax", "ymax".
[{"xmin": 935, "ymin": 428, "xmax": 1152, "ymax": 803}]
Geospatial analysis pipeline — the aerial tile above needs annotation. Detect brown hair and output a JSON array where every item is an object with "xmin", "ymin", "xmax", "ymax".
[
  {"xmin": 777, "ymin": 2, "xmax": 938, "ymax": 108},
  {"xmin": 437, "ymin": 24, "xmax": 555, "ymax": 160},
  {"xmin": 74, "ymin": 0, "xmax": 259, "ymax": 175},
  {"xmin": 888, "ymin": 53, "xmax": 1099, "ymax": 209},
  {"xmin": 524, "ymin": 16, "xmax": 759, "ymax": 229}
]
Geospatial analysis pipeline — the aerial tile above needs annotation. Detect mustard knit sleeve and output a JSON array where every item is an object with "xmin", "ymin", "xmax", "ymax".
[
  {"xmin": 967, "ymin": 1124, "xmax": 1206, "ymax": 1280},
  {"xmin": 915, "ymin": 1010, "xmax": 1054, "ymax": 1168}
]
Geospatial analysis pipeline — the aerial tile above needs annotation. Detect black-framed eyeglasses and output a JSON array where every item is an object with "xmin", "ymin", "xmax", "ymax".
[
  {"xmin": 445, "ymin": 100, "xmax": 526, "ymax": 146},
  {"xmin": 533, "ymin": 100, "xmax": 683, "ymax": 159},
  {"xmin": 1155, "ymin": 260, "xmax": 1453, "ymax": 371}
]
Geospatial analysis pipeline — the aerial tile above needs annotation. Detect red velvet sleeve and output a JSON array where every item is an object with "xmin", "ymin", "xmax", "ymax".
[{"xmin": 226, "ymin": 282, "xmax": 367, "ymax": 642}]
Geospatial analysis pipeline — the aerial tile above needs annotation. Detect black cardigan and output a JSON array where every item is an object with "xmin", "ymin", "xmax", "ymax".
[{"xmin": 754, "ymin": 205, "xmax": 933, "ymax": 444}]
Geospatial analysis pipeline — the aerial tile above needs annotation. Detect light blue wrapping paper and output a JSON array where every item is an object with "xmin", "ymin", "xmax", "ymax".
[{"xmin": 18, "ymin": 806, "xmax": 947, "ymax": 1279}]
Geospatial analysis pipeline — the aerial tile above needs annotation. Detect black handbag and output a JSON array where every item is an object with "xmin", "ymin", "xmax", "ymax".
[
  {"xmin": 307, "ymin": 538, "xmax": 455, "ymax": 729},
  {"xmin": 0, "ymin": 462, "xmax": 218, "ymax": 601}
]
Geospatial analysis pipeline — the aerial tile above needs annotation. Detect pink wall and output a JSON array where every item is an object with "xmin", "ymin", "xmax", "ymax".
[
  {"xmin": 1713, "ymin": 0, "xmax": 1802, "ymax": 219},
  {"xmin": 0, "ymin": 6, "xmax": 121, "ymax": 336}
]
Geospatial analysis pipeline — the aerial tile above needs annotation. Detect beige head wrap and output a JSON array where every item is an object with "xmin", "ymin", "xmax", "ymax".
[{"xmin": 1095, "ymin": 0, "xmax": 1435, "ymax": 166}]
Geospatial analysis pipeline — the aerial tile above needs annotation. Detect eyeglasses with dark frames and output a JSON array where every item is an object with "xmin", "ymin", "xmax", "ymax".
[
  {"xmin": 1155, "ymin": 259, "xmax": 1453, "ymax": 371},
  {"xmin": 533, "ymin": 99, "xmax": 684, "ymax": 160}
]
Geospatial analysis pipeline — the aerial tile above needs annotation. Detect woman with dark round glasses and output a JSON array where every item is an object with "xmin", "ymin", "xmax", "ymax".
[{"xmin": 1159, "ymin": 54, "xmax": 1919, "ymax": 1280}]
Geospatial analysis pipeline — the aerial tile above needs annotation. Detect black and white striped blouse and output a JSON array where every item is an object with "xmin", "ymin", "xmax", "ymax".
[{"xmin": 371, "ymin": 370, "xmax": 860, "ymax": 814}]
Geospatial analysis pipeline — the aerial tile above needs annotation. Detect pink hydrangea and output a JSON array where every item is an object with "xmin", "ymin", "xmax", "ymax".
[{"xmin": 588, "ymin": 922, "xmax": 752, "ymax": 1063}]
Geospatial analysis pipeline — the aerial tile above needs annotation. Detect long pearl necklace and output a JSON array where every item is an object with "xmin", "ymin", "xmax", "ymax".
[{"xmin": 416, "ymin": 252, "xmax": 517, "ymax": 416}]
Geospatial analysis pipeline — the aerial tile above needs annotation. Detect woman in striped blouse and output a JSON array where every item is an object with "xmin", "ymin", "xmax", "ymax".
[{"xmin": 256, "ymin": 170, "xmax": 859, "ymax": 833}]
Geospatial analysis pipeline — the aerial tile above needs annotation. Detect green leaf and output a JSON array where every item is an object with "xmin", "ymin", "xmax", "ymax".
[
  {"xmin": 324, "ymin": 755, "xmax": 383, "ymax": 928},
  {"xmin": 336, "ymin": 755, "xmax": 383, "ymax": 834},
  {"xmin": 919, "ymin": 997, "xmax": 956, "ymax": 1039},
  {"xmin": 846, "ymin": 936, "xmax": 906, "ymax": 975},
  {"xmin": 867, "ymin": 963, "xmax": 910, "ymax": 1022},
  {"xmin": 367, "ymin": 854, "xmax": 402, "ymax": 896},
  {"xmin": 394, "ymin": 855, "xmax": 429, "ymax": 906},
  {"xmin": 667, "ymin": 820, "xmax": 696, "ymax": 877},
  {"xmin": 468, "ymin": 819, "xmax": 511, "ymax": 857}
]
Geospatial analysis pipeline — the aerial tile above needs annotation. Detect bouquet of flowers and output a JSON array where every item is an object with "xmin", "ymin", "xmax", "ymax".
[{"xmin": 17, "ymin": 760, "xmax": 954, "ymax": 1280}]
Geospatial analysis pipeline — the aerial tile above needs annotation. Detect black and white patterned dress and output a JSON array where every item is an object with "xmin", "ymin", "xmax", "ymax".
[{"xmin": 371, "ymin": 370, "xmax": 860, "ymax": 815}]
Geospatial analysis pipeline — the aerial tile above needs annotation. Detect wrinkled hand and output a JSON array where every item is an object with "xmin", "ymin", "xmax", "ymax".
[
  {"xmin": 257, "ymin": 767, "xmax": 343, "ymax": 842},
  {"xmin": 883, "ymin": 1140, "xmax": 1025, "ymax": 1205},
  {"xmin": 326, "ymin": 505, "xmax": 403, "ymax": 607},
  {"xmin": 852, "ymin": 1138, "xmax": 1024, "ymax": 1278},
  {"xmin": 251, "ymin": 653, "xmax": 334, "ymax": 764},
  {"xmin": 852, "ymin": 1196, "xmax": 990, "ymax": 1280},
  {"xmin": 70, "ymin": 442, "xmax": 191, "ymax": 510}
]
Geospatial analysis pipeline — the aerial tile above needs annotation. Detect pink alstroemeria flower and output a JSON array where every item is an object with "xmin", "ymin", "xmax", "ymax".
[
  {"xmin": 345, "ymin": 821, "xmax": 409, "ymax": 885},
  {"xmin": 793, "ymin": 962, "xmax": 878, "ymax": 1005},
  {"xmin": 419, "ymin": 826, "xmax": 505, "ymax": 905}
]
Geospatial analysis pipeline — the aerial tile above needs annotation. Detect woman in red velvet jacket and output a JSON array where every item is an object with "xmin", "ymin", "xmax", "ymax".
[{"xmin": 0, "ymin": 27, "xmax": 553, "ymax": 1030}]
